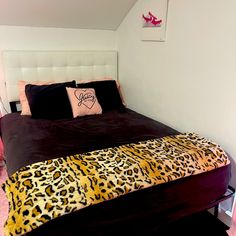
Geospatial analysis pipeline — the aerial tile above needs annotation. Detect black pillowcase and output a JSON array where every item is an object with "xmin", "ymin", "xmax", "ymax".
[
  {"xmin": 77, "ymin": 80, "xmax": 124, "ymax": 112},
  {"xmin": 25, "ymin": 81, "xmax": 76, "ymax": 119}
]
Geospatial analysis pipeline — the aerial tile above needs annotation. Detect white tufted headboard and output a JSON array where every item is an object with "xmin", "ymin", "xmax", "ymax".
[{"xmin": 2, "ymin": 50, "xmax": 117, "ymax": 104}]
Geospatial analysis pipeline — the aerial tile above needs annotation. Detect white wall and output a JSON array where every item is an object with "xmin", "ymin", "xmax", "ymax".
[
  {"xmin": 117, "ymin": 0, "xmax": 236, "ymax": 187},
  {"xmin": 0, "ymin": 25, "xmax": 116, "ymax": 112}
]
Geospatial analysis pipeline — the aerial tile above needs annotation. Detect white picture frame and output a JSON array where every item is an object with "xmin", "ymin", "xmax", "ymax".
[{"xmin": 141, "ymin": 0, "xmax": 169, "ymax": 42}]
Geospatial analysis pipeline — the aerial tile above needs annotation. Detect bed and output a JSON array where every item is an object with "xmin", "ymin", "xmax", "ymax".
[{"xmin": 0, "ymin": 50, "xmax": 232, "ymax": 236}]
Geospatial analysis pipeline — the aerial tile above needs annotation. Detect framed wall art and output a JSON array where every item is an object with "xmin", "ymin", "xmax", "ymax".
[{"xmin": 141, "ymin": 0, "xmax": 169, "ymax": 41}]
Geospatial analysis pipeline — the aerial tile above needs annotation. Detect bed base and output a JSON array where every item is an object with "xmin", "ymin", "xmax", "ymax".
[
  {"xmin": 9, "ymin": 101, "xmax": 18, "ymax": 113},
  {"xmin": 213, "ymin": 185, "xmax": 235, "ymax": 217}
]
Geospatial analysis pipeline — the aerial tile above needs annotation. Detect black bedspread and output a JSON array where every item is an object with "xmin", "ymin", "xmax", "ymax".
[
  {"xmin": 0, "ymin": 108, "xmax": 231, "ymax": 236},
  {"xmin": 1, "ymin": 108, "xmax": 178, "ymax": 176}
]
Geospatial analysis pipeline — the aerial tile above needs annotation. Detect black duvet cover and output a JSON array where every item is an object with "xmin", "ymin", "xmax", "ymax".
[{"xmin": 0, "ymin": 108, "xmax": 231, "ymax": 235}]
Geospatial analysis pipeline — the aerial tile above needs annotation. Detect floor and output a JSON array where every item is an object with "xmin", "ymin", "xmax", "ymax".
[
  {"xmin": 155, "ymin": 211, "xmax": 229, "ymax": 236},
  {"xmin": 0, "ymin": 166, "xmax": 231, "ymax": 236}
]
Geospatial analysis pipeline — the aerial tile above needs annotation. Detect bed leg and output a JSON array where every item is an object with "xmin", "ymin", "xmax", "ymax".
[{"xmin": 214, "ymin": 203, "xmax": 219, "ymax": 217}]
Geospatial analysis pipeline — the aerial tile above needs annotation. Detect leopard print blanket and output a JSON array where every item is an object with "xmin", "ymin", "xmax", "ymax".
[{"xmin": 2, "ymin": 133, "xmax": 230, "ymax": 236}]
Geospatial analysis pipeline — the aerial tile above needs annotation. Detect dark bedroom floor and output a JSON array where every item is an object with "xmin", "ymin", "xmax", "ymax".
[
  {"xmin": 73, "ymin": 211, "xmax": 230, "ymax": 236},
  {"xmin": 153, "ymin": 211, "xmax": 229, "ymax": 236},
  {"xmin": 90, "ymin": 211, "xmax": 230, "ymax": 236}
]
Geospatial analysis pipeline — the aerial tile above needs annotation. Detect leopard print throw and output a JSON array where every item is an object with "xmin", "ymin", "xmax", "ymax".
[{"xmin": 2, "ymin": 133, "xmax": 230, "ymax": 236}]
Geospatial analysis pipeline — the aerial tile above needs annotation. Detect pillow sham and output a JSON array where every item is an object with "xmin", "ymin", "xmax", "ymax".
[
  {"xmin": 18, "ymin": 80, "xmax": 54, "ymax": 116},
  {"xmin": 77, "ymin": 78, "xmax": 126, "ymax": 106},
  {"xmin": 25, "ymin": 81, "xmax": 76, "ymax": 119},
  {"xmin": 76, "ymin": 80, "xmax": 124, "ymax": 112},
  {"xmin": 66, "ymin": 88, "xmax": 102, "ymax": 118}
]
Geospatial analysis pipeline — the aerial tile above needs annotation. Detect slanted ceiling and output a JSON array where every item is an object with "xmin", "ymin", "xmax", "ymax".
[{"xmin": 0, "ymin": 0, "xmax": 137, "ymax": 30}]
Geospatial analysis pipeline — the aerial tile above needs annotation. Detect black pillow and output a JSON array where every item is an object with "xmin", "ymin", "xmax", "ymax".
[
  {"xmin": 25, "ymin": 81, "xmax": 76, "ymax": 119},
  {"xmin": 77, "ymin": 80, "xmax": 124, "ymax": 112}
]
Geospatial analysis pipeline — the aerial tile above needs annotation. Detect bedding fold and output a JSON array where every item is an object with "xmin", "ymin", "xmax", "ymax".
[
  {"xmin": 1, "ymin": 109, "xmax": 179, "ymax": 176},
  {"xmin": 2, "ymin": 133, "xmax": 230, "ymax": 236}
]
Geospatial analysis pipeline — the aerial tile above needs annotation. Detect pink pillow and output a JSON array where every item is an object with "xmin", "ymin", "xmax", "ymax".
[
  {"xmin": 66, "ymin": 87, "xmax": 102, "ymax": 117},
  {"xmin": 18, "ymin": 80, "xmax": 54, "ymax": 115}
]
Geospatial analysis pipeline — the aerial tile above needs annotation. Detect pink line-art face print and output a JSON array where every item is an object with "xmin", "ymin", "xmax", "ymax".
[{"xmin": 142, "ymin": 11, "xmax": 162, "ymax": 27}]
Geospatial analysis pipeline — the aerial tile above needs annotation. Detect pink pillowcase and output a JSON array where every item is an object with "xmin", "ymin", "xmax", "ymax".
[
  {"xmin": 18, "ymin": 80, "xmax": 54, "ymax": 115},
  {"xmin": 66, "ymin": 87, "xmax": 102, "ymax": 117}
]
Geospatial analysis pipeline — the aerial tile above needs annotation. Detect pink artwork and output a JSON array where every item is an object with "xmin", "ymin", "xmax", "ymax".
[
  {"xmin": 142, "ymin": 11, "xmax": 162, "ymax": 27},
  {"xmin": 141, "ymin": 0, "xmax": 168, "ymax": 41}
]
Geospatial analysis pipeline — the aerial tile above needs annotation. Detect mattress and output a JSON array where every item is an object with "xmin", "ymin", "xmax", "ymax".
[{"xmin": 0, "ymin": 108, "xmax": 231, "ymax": 235}]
